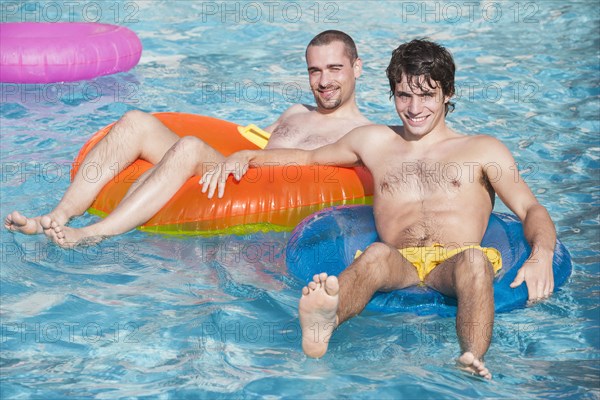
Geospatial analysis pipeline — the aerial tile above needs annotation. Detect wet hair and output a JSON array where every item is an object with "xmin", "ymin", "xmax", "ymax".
[
  {"xmin": 306, "ymin": 30, "xmax": 359, "ymax": 63},
  {"xmin": 386, "ymin": 39, "xmax": 456, "ymax": 114}
]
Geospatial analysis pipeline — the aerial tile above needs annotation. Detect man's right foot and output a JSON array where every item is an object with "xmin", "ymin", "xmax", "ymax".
[
  {"xmin": 457, "ymin": 352, "xmax": 492, "ymax": 380},
  {"xmin": 299, "ymin": 272, "xmax": 340, "ymax": 358}
]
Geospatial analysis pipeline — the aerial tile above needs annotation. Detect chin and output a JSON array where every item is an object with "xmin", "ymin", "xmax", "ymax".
[{"xmin": 318, "ymin": 100, "xmax": 341, "ymax": 110}]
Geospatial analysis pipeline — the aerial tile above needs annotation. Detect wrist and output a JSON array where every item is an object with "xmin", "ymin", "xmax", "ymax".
[{"xmin": 531, "ymin": 244, "xmax": 555, "ymax": 263}]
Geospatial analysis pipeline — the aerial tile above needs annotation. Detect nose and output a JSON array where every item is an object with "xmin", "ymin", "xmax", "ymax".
[
  {"xmin": 407, "ymin": 96, "xmax": 423, "ymax": 115},
  {"xmin": 318, "ymin": 71, "xmax": 332, "ymax": 88}
]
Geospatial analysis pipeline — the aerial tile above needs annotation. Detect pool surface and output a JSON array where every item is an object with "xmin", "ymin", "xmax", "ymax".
[{"xmin": 1, "ymin": 1, "xmax": 598, "ymax": 398}]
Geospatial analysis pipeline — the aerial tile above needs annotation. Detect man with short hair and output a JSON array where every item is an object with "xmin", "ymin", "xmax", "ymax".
[
  {"xmin": 6, "ymin": 30, "xmax": 372, "ymax": 246},
  {"xmin": 203, "ymin": 39, "xmax": 557, "ymax": 379}
]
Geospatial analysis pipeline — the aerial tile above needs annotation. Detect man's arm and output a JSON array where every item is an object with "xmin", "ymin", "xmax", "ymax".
[
  {"xmin": 201, "ymin": 128, "xmax": 365, "ymax": 198},
  {"xmin": 481, "ymin": 136, "xmax": 556, "ymax": 301}
]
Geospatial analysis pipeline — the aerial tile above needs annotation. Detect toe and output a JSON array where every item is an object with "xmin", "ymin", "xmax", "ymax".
[{"xmin": 324, "ymin": 276, "xmax": 339, "ymax": 295}]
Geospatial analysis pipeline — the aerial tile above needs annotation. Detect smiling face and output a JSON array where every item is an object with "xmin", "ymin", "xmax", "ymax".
[
  {"xmin": 306, "ymin": 41, "xmax": 361, "ymax": 112},
  {"xmin": 394, "ymin": 75, "xmax": 450, "ymax": 138}
]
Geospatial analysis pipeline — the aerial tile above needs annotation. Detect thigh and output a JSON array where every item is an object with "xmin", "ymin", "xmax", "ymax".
[
  {"xmin": 384, "ymin": 250, "xmax": 421, "ymax": 291},
  {"xmin": 137, "ymin": 113, "xmax": 181, "ymax": 164},
  {"xmin": 424, "ymin": 248, "xmax": 493, "ymax": 297},
  {"xmin": 356, "ymin": 242, "xmax": 420, "ymax": 291},
  {"xmin": 423, "ymin": 252, "xmax": 461, "ymax": 297}
]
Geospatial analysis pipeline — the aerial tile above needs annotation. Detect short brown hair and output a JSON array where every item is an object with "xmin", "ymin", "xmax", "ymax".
[{"xmin": 306, "ymin": 30, "xmax": 359, "ymax": 63}]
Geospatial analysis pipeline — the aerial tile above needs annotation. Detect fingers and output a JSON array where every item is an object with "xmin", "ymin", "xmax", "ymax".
[
  {"xmin": 200, "ymin": 165, "xmax": 225, "ymax": 198},
  {"xmin": 510, "ymin": 264, "xmax": 555, "ymax": 303},
  {"xmin": 217, "ymin": 170, "xmax": 228, "ymax": 199},
  {"xmin": 538, "ymin": 267, "xmax": 555, "ymax": 300},
  {"xmin": 199, "ymin": 162, "xmax": 249, "ymax": 198},
  {"xmin": 200, "ymin": 166, "xmax": 221, "ymax": 198},
  {"xmin": 526, "ymin": 274, "xmax": 555, "ymax": 303},
  {"xmin": 212, "ymin": 167, "xmax": 228, "ymax": 199},
  {"xmin": 200, "ymin": 169, "xmax": 215, "ymax": 193},
  {"xmin": 509, "ymin": 269, "xmax": 525, "ymax": 289}
]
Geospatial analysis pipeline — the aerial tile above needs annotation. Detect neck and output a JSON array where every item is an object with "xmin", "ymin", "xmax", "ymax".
[{"xmin": 402, "ymin": 120, "xmax": 453, "ymax": 144}]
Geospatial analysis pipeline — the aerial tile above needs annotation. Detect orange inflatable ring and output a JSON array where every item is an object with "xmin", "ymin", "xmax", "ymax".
[{"xmin": 71, "ymin": 112, "xmax": 374, "ymax": 235}]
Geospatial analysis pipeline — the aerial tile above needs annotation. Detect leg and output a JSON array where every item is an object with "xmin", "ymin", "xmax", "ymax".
[
  {"xmin": 44, "ymin": 136, "xmax": 224, "ymax": 247},
  {"xmin": 5, "ymin": 111, "xmax": 179, "ymax": 234},
  {"xmin": 299, "ymin": 242, "xmax": 420, "ymax": 358},
  {"xmin": 425, "ymin": 248, "xmax": 495, "ymax": 379}
]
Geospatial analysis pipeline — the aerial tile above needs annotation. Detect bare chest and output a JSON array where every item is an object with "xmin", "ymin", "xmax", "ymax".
[
  {"xmin": 376, "ymin": 159, "xmax": 473, "ymax": 198},
  {"xmin": 271, "ymin": 120, "xmax": 353, "ymax": 149}
]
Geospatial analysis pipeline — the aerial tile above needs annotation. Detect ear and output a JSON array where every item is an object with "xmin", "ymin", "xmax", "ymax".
[
  {"xmin": 444, "ymin": 87, "xmax": 456, "ymax": 103},
  {"xmin": 353, "ymin": 57, "xmax": 363, "ymax": 79}
]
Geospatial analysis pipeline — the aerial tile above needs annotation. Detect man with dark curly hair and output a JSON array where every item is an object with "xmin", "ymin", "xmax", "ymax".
[{"xmin": 204, "ymin": 39, "xmax": 557, "ymax": 379}]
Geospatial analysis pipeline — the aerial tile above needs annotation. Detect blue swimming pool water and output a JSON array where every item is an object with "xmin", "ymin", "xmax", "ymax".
[{"xmin": 1, "ymin": 0, "xmax": 598, "ymax": 398}]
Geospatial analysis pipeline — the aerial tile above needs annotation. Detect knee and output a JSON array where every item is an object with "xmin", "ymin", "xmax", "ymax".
[
  {"xmin": 167, "ymin": 136, "xmax": 209, "ymax": 170},
  {"xmin": 112, "ymin": 110, "xmax": 151, "ymax": 137},
  {"xmin": 172, "ymin": 136, "xmax": 206, "ymax": 155},
  {"xmin": 453, "ymin": 248, "xmax": 494, "ymax": 287},
  {"xmin": 360, "ymin": 242, "xmax": 395, "ymax": 272},
  {"xmin": 119, "ymin": 109, "xmax": 148, "ymax": 126}
]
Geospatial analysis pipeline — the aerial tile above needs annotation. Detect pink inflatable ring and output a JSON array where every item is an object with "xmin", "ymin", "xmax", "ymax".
[{"xmin": 0, "ymin": 22, "xmax": 142, "ymax": 84}]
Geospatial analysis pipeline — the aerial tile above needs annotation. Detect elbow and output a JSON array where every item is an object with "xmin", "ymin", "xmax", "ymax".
[
  {"xmin": 526, "ymin": 203, "xmax": 551, "ymax": 219},
  {"xmin": 302, "ymin": 150, "xmax": 316, "ymax": 166}
]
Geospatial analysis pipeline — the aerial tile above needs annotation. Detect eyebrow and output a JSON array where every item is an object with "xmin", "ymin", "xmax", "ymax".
[
  {"xmin": 396, "ymin": 89, "xmax": 435, "ymax": 96},
  {"xmin": 308, "ymin": 63, "xmax": 345, "ymax": 71}
]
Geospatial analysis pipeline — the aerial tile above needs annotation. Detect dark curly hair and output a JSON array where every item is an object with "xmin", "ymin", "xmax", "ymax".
[{"xmin": 386, "ymin": 39, "xmax": 456, "ymax": 115}]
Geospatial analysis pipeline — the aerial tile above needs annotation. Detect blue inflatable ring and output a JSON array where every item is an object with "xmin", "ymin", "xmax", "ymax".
[{"xmin": 286, "ymin": 205, "xmax": 572, "ymax": 316}]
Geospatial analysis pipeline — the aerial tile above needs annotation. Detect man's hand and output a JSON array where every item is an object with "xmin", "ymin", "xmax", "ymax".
[
  {"xmin": 509, "ymin": 247, "xmax": 555, "ymax": 302},
  {"xmin": 200, "ymin": 152, "xmax": 251, "ymax": 199}
]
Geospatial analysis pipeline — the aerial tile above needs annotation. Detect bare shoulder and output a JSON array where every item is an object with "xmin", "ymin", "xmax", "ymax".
[
  {"xmin": 467, "ymin": 134, "xmax": 510, "ymax": 150},
  {"xmin": 264, "ymin": 104, "xmax": 313, "ymax": 133},
  {"xmin": 348, "ymin": 123, "xmax": 397, "ymax": 137},
  {"xmin": 280, "ymin": 104, "xmax": 314, "ymax": 118},
  {"xmin": 463, "ymin": 134, "xmax": 515, "ymax": 161},
  {"xmin": 274, "ymin": 104, "xmax": 319, "ymax": 126},
  {"xmin": 343, "ymin": 124, "xmax": 398, "ymax": 147}
]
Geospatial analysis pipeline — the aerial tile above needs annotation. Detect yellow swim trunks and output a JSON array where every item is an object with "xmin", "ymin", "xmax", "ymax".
[
  {"xmin": 238, "ymin": 124, "xmax": 271, "ymax": 149},
  {"xmin": 355, "ymin": 244, "xmax": 502, "ymax": 282}
]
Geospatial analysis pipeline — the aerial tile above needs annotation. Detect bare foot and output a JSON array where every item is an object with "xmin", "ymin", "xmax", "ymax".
[
  {"xmin": 41, "ymin": 216, "xmax": 103, "ymax": 249},
  {"xmin": 299, "ymin": 272, "xmax": 340, "ymax": 358},
  {"xmin": 5, "ymin": 211, "xmax": 44, "ymax": 234},
  {"xmin": 457, "ymin": 352, "xmax": 492, "ymax": 380}
]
